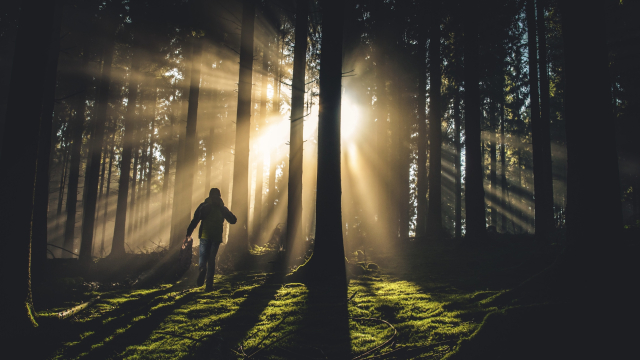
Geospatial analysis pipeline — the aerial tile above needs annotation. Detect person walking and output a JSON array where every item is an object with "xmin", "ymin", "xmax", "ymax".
[{"xmin": 185, "ymin": 188, "xmax": 237, "ymax": 291}]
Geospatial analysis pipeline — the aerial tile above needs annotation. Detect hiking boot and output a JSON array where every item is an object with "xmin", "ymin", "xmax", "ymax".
[
  {"xmin": 196, "ymin": 268, "xmax": 206, "ymax": 287},
  {"xmin": 204, "ymin": 282, "xmax": 213, "ymax": 292}
]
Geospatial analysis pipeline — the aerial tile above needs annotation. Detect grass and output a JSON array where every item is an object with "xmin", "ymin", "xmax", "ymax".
[{"xmin": 32, "ymin": 235, "xmax": 561, "ymax": 359}]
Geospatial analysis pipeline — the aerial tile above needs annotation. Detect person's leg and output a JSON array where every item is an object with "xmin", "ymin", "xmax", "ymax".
[
  {"xmin": 205, "ymin": 241, "xmax": 221, "ymax": 289},
  {"xmin": 197, "ymin": 238, "xmax": 211, "ymax": 286}
]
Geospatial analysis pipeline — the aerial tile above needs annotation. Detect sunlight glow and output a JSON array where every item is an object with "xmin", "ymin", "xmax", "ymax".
[{"xmin": 341, "ymin": 96, "xmax": 360, "ymax": 140}]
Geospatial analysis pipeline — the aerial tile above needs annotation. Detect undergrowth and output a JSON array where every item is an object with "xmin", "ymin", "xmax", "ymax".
[{"xmin": 33, "ymin": 235, "xmax": 552, "ymax": 359}]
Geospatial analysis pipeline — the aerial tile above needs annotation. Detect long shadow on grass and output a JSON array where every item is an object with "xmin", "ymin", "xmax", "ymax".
[
  {"xmin": 281, "ymin": 281, "xmax": 351, "ymax": 359},
  {"xmin": 55, "ymin": 287, "xmax": 198, "ymax": 359},
  {"xmin": 190, "ymin": 273, "xmax": 282, "ymax": 358}
]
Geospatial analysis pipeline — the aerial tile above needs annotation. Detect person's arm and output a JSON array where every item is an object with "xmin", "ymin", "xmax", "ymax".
[
  {"xmin": 186, "ymin": 204, "xmax": 203, "ymax": 237},
  {"xmin": 222, "ymin": 206, "xmax": 237, "ymax": 224}
]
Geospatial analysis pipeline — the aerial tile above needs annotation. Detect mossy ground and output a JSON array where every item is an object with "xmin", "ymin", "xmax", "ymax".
[{"xmin": 32, "ymin": 236, "xmax": 562, "ymax": 359}]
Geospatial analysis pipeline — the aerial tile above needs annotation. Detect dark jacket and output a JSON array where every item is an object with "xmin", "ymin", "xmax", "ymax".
[{"xmin": 186, "ymin": 196, "xmax": 237, "ymax": 239}]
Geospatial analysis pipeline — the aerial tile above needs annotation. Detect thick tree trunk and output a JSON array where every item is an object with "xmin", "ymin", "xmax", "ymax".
[
  {"xmin": 0, "ymin": 0, "xmax": 57, "ymax": 334},
  {"xmin": 111, "ymin": 46, "xmax": 142, "ymax": 257},
  {"xmin": 526, "ymin": 0, "xmax": 553, "ymax": 241},
  {"xmin": 32, "ymin": 2, "xmax": 63, "ymax": 282},
  {"xmin": 559, "ymin": 0, "xmax": 622, "ymax": 253},
  {"xmin": 426, "ymin": 2, "xmax": 443, "ymax": 238},
  {"xmin": 228, "ymin": 0, "xmax": 256, "ymax": 258},
  {"xmin": 174, "ymin": 36, "xmax": 203, "ymax": 245},
  {"xmin": 169, "ymin": 79, "xmax": 189, "ymax": 249},
  {"xmin": 284, "ymin": 0, "xmax": 308, "ymax": 257},
  {"xmin": 307, "ymin": 0, "xmax": 346, "ymax": 282},
  {"xmin": 463, "ymin": 0, "xmax": 486, "ymax": 239}
]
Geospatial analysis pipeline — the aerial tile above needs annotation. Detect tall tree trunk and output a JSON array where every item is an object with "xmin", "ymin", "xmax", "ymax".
[
  {"xmin": 500, "ymin": 102, "xmax": 508, "ymax": 232},
  {"xmin": 426, "ymin": 2, "xmax": 443, "ymax": 238},
  {"xmin": 169, "ymin": 74, "xmax": 189, "ymax": 249},
  {"xmin": 64, "ymin": 44, "xmax": 90, "ymax": 257},
  {"xmin": 454, "ymin": 90, "xmax": 462, "ymax": 238},
  {"xmin": 32, "ymin": 1, "xmax": 63, "ymax": 283},
  {"xmin": 79, "ymin": 22, "xmax": 115, "ymax": 264},
  {"xmin": 0, "ymin": 0, "xmax": 57, "ymax": 333},
  {"xmin": 145, "ymin": 86, "xmax": 157, "ymax": 227},
  {"xmin": 228, "ymin": 0, "xmax": 256, "ymax": 258},
  {"xmin": 559, "ymin": 0, "xmax": 622, "ymax": 254},
  {"xmin": 284, "ymin": 0, "xmax": 308, "ymax": 258},
  {"xmin": 463, "ymin": 0, "xmax": 486, "ymax": 239},
  {"xmin": 253, "ymin": 47, "xmax": 269, "ymax": 244},
  {"xmin": 57, "ymin": 140, "xmax": 70, "ymax": 217},
  {"xmin": 100, "ymin": 141, "xmax": 114, "ymax": 257},
  {"xmin": 489, "ymin": 100, "xmax": 497, "ymax": 226},
  {"xmin": 306, "ymin": 0, "xmax": 346, "ymax": 282},
  {"xmin": 111, "ymin": 45, "xmax": 142, "ymax": 257},
  {"xmin": 415, "ymin": 25, "xmax": 428, "ymax": 239},
  {"xmin": 535, "ymin": 0, "xmax": 554, "ymax": 241},
  {"xmin": 94, "ymin": 129, "xmax": 109, "ymax": 245},
  {"xmin": 526, "ymin": 0, "xmax": 553, "ymax": 241}
]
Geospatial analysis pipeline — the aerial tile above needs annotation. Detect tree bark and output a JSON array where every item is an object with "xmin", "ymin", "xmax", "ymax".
[
  {"xmin": 64, "ymin": 43, "xmax": 90, "ymax": 258},
  {"xmin": 559, "ymin": 0, "xmax": 622, "ymax": 253},
  {"xmin": 415, "ymin": 23, "xmax": 428, "ymax": 239},
  {"xmin": 253, "ymin": 47, "xmax": 270, "ymax": 244},
  {"xmin": 79, "ymin": 19, "xmax": 116, "ymax": 264},
  {"xmin": 307, "ymin": 0, "xmax": 346, "ymax": 282},
  {"xmin": 284, "ymin": 0, "xmax": 308, "ymax": 258},
  {"xmin": 228, "ymin": 0, "xmax": 256, "ymax": 258},
  {"xmin": 463, "ymin": 0, "xmax": 486, "ymax": 239},
  {"xmin": 526, "ymin": 0, "xmax": 553, "ymax": 241},
  {"xmin": 454, "ymin": 91, "xmax": 462, "ymax": 238},
  {"xmin": 489, "ymin": 100, "xmax": 497, "ymax": 226},
  {"xmin": 32, "ymin": 1, "xmax": 63, "ymax": 282},
  {"xmin": 111, "ymin": 45, "xmax": 142, "ymax": 257},
  {"xmin": 426, "ymin": 1, "xmax": 443, "ymax": 238},
  {"xmin": 0, "ymin": 0, "xmax": 56, "ymax": 334}
]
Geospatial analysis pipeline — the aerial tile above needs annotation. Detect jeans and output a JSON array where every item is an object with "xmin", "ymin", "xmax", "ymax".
[{"xmin": 198, "ymin": 238, "xmax": 221, "ymax": 283}]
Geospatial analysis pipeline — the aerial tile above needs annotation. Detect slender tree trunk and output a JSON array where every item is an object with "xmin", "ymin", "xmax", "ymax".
[
  {"xmin": 426, "ymin": 2, "xmax": 443, "ymax": 238},
  {"xmin": 0, "ymin": 0, "xmax": 57, "ymax": 333},
  {"xmin": 500, "ymin": 102, "xmax": 508, "ymax": 232},
  {"xmin": 64, "ymin": 44, "xmax": 90, "ymax": 258},
  {"xmin": 489, "ymin": 100, "xmax": 497, "ymax": 226},
  {"xmin": 100, "ymin": 141, "xmax": 114, "ymax": 257},
  {"xmin": 454, "ymin": 91, "xmax": 462, "ymax": 238},
  {"xmin": 535, "ymin": 0, "xmax": 555, "ymax": 240},
  {"xmin": 111, "ymin": 44, "xmax": 142, "ymax": 257},
  {"xmin": 253, "ymin": 47, "xmax": 269, "ymax": 244},
  {"xmin": 284, "ymin": 0, "xmax": 308, "ymax": 257},
  {"xmin": 79, "ymin": 19, "xmax": 115, "ymax": 264},
  {"xmin": 526, "ymin": 0, "xmax": 553, "ymax": 241},
  {"xmin": 228, "ymin": 0, "xmax": 256, "ymax": 258},
  {"xmin": 463, "ymin": 0, "xmax": 486, "ymax": 239},
  {"xmin": 57, "ymin": 141, "xmax": 70, "ymax": 217},
  {"xmin": 415, "ymin": 26, "xmax": 428, "ymax": 239},
  {"xmin": 145, "ymin": 86, "xmax": 157, "ymax": 227},
  {"xmin": 94, "ymin": 129, "xmax": 109, "ymax": 246}
]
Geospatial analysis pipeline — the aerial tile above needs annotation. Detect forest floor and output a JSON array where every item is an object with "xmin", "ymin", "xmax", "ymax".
[{"xmin": 32, "ymin": 235, "xmax": 562, "ymax": 359}]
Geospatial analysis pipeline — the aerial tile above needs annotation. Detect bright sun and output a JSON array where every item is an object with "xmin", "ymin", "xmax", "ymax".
[{"xmin": 341, "ymin": 96, "xmax": 360, "ymax": 140}]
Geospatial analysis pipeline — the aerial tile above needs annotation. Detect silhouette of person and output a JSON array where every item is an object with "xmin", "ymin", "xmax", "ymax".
[{"xmin": 185, "ymin": 187, "xmax": 237, "ymax": 291}]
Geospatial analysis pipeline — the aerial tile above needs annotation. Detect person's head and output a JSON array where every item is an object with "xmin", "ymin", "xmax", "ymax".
[{"xmin": 209, "ymin": 188, "xmax": 221, "ymax": 199}]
